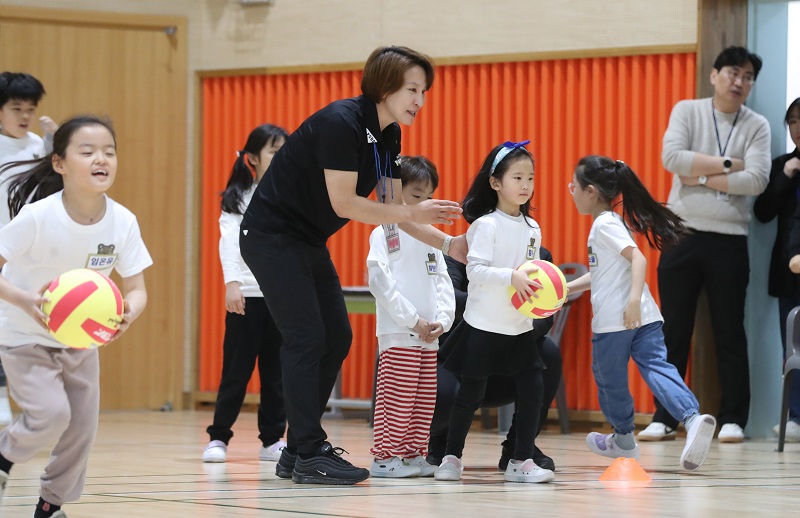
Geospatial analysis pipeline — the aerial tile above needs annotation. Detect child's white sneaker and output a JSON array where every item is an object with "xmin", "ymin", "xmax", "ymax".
[
  {"xmin": 434, "ymin": 455, "xmax": 463, "ymax": 481},
  {"xmin": 680, "ymin": 414, "xmax": 716, "ymax": 471},
  {"xmin": 259, "ymin": 439, "xmax": 287, "ymax": 461},
  {"xmin": 369, "ymin": 456, "xmax": 421, "ymax": 478},
  {"xmin": 405, "ymin": 455, "xmax": 437, "ymax": 477},
  {"xmin": 718, "ymin": 423, "xmax": 745, "ymax": 443},
  {"xmin": 586, "ymin": 432, "xmax": 640, "ymax": 459},
  {"xmin": 637, "ymin": 422, "xmax": 677, "ymax": 441},
  {"xmin": 202, "ymin": 440, "xmax": 227, "ymax": 463},
  {"xmin": 503, "ymin": 458, "xmax": 554, "ymax": 483}
]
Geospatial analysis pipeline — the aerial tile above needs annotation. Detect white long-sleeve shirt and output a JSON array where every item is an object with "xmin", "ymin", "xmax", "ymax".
[
  {"xmin": 219, "ymin": 187, "xmax": 262, "ymax": 297},
  {"xmin": 367, "ymin": 225, "xmax": 455, "ymax": 350},
  {"xmin": 463, "ymin": 210, "xmax": 541, "ymax": 336}
]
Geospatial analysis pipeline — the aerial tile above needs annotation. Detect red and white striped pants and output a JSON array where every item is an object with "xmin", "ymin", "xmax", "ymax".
[{"xmin": 370, "ymin": 347, "xmax": 437, "ymax": 460}]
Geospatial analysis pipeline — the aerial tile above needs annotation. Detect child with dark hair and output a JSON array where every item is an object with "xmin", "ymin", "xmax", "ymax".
[
  {"xmin": 0, "ymin": 115, "xmax": 152, "ymax": 517},
  {"xmin": 566, "ymin": 155, "xmax": 715, "ymax": 471},
  {"xmin": 0, "ymin": 71, "xmax": 58, "ymax": 426},
  {"xmin": 203, "ymin": 124, "xmax": 289, "ymax": 463},
  {"xmin": 434, "ymin": 141, "xmax": 554, "ymax": 484},
  {"xmin": 367, "ymin": 155, "xmax": 455, "ymax": 478},
  {"xmin": 0, "ymin": 72, "xmax": 58, "ymax": 226}
]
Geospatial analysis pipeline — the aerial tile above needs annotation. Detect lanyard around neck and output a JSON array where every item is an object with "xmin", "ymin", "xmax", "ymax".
[
  {"xmin": 373, "ymin": 143, "xmax": 393, "ymax": 203},
  {"xmin": 711, "ymin": 99, "xmax": 740, "ymax": 157}
]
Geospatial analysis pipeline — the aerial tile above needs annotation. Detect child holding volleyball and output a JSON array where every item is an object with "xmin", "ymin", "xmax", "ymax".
[
  {"xmin": 367, "ymin": 156, "xmax": 455, "ymax": 478},
  {"xmin": 565, "ymin": 155, "xmax": 715, "ymax": 471},
  {"xmin": 434, "ymin": 141, "xmax": 554, "ymax": 484},
  {"xmin": 203, "ymin": 123, "xmax": 289, "ymax": 465},
  {"xmin": 0, "ymin": 116, "xmax": 152, "ymax": 517}
]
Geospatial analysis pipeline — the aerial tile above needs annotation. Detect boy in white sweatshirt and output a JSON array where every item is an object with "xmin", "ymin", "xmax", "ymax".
[{"xmin": 367, "ymin": 156, "xmax": 455, "ymax": 478}]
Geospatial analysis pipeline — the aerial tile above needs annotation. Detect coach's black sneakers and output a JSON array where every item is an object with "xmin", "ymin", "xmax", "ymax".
[
  {"xmin": 276, "ymin": 448, "xmax": 297, "ymax": 479},
  {"xmin": 292, "ymin": 442, "xmax": 369, "ymax": 485}
]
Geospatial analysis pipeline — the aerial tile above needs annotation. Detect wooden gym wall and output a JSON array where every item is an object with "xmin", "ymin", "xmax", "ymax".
[{"xmin": 196, "ymin": 52, "xmax": 696, "ymax": 414}]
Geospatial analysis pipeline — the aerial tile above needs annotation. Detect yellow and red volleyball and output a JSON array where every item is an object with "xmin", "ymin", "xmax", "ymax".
[
  {"xmin": 42, "ymin": 269, "xmax": 124, "ymax": 349},
  {"xmin": 508, "ymin": 260, "xmax": 568, "ymax": 319}
]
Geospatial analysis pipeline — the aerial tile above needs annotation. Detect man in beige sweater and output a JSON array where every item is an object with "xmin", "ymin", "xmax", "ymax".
[{"xmin": 639, "ymin": 46, "xmax": 771, "ymax": 444}]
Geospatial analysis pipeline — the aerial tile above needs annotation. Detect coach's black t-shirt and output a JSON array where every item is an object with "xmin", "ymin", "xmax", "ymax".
[{"xmin": 243, "ymin": 95, "xmax": 401, "ymax": 245}]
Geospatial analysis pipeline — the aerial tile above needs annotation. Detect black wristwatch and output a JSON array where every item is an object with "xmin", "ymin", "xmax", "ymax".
[{"xmin": 722, "ymin": 157, "xmax": 732, "ymax": 174}]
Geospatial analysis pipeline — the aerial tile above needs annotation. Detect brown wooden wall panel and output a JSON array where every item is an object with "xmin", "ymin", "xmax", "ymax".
[{"xmin": 198, "ymin": 53, "xmax": 696, "ymax": 413}]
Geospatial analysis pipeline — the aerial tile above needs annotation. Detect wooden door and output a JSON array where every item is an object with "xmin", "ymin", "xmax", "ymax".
[{"xmin": 0, "ymin": 7, "xmax": 188, "ymax": 410}]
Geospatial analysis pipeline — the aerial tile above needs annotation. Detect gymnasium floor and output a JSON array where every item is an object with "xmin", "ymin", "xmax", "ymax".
[{"xmin": 0, "ymin": 411, "xmax": 797, "ymax": 517}]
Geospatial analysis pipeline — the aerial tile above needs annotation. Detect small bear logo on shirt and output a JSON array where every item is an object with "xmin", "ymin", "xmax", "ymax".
[{"xmin": 86, "ymin": 243, "xmax": 118, "ymax": 270}]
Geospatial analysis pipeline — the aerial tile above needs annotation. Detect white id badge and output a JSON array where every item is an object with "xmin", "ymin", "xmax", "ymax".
[
  {"xmin": 425, "ymin": 253, "xmax": 437, "ymax": 275},
  {"xmin": 383, "ymin": 223, "xmax": 400, "ymax": 254},
  {"xmin": 716, "ymin": 191, "xmax": 730, "ymax": 202}
]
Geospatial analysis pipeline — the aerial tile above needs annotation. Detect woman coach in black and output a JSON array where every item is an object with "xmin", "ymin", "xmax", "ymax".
[{"xmin": 241, "ymin": 46, "xmax": 464, "ymax": 485}]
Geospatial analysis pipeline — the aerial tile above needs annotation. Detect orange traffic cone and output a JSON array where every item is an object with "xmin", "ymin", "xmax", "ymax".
[{"xmin": 599, "ymin": 458, "xmax": 651, "ymax": 487}]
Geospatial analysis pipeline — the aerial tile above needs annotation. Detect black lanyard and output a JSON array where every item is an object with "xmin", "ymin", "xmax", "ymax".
[{"xmin": 711, "ymin": 99, "xmax": 740, "ymax": 157}]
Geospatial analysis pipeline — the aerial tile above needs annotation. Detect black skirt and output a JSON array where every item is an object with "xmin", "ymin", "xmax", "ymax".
[{"xmin": 439, "ymin": 321, "xmax": 544, "ymax": 379}]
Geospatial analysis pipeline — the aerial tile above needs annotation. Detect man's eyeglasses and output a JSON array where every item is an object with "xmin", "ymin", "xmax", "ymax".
[{"xmin": 721, "ymin": 67, "xmax": 755, "ymax": 85}]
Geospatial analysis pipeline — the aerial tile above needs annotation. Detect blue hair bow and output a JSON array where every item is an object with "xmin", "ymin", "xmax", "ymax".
[{"xmin": 490, "ymin": 140, "xmax": 531, "ymax": 176}]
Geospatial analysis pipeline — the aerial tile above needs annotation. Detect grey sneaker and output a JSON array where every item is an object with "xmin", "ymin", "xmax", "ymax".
[
  {"xmin": 406, "ymin": 455, "xmax": 437, "ymax": 477},
  {"xmin": 586, "ymin": 432, "xmax": 640, "ymax": 460}
]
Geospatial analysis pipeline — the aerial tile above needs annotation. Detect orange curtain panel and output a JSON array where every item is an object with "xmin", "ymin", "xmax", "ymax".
[{"xmin": 198, "ymin": 52, "xmax": 696, "ymax": 414}]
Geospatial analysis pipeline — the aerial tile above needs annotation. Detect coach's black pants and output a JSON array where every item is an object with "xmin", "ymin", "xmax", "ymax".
[
  {"xmin": 240, "ymin": 227, "xmax": 352, "ymax": 457},
  {"xmin": 654, "ymin": 231, "xmax": 750, "ymax": 428}
]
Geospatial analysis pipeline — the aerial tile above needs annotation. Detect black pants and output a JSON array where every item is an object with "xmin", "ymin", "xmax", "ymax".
[
  {"xmin": 429, "ymin": 336, "xmax": 562, "ymax": 459},
  {"xmin": 654, "ymin": 231, "xmax": 750, "ymax": 428},
  {"xmin": 206, "ymin": 297, "xmax": 285, "ymax": 446},
  {"xmin": 240, "ymin": 227, "xmax": 352, "ymax": 457}
]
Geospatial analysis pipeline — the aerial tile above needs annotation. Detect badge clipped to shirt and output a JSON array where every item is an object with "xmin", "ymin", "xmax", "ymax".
[
  {"xmin": 425, "ymin": 253, "xmax": 437, "ymax": 275},
  {"xmin": 526, "ymin": 238, "xmax": 537, "ymax": 260},
  {"xmin": 588, "ymin": 246, "xmax": 598, "ymax": 268},
  {"xmin": 384, "ymin": 223, "xmax": 400, "ymax": 254}
]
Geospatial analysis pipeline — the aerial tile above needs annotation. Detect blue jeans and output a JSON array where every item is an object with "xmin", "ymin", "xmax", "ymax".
[{"xmin": 592, "ymin": 321, "xmax": 699, "ymax": 435}]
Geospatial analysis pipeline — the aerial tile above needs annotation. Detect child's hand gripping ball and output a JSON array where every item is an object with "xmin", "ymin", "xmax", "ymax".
[
  {"xmin": 41, "ymin": 269, "xmax": 124, "ymax": 349},
  {"xmin": 508, "ymin": 260, "xmax": 567, "ymax": 319}
]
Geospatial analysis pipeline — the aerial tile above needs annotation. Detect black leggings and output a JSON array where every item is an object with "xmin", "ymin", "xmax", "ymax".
[{"xmin": 432, "ymin": 337, "xmax": 561, "ymax": 460}]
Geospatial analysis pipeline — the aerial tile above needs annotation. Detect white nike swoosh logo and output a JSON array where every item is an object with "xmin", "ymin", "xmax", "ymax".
[{"xmin": 317, "ymin": 470, "xmax": 327, "ymax": 476}]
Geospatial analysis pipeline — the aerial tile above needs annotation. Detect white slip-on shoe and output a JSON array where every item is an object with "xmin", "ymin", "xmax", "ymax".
[
  {"xmin": 772, "ymin": 421, "xmax": 800, "ymax": 443},
  {"xmin": 718, "ymin": 423, "xmax": 745, "ymax": 443},
  {"xmin": 260, "ymin": 439, "xmax": 287, "ymax": 461},
  {"xmin": 203, "ymin": 440, "xmax": 227, "ymax": 463},
  {"xmin": 434, "ymin": 455, "xmax": 463, "ymax": 481},
  {"xmin": 637, "ymin": 422, "xmax": 677, "ymax": 441}
]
